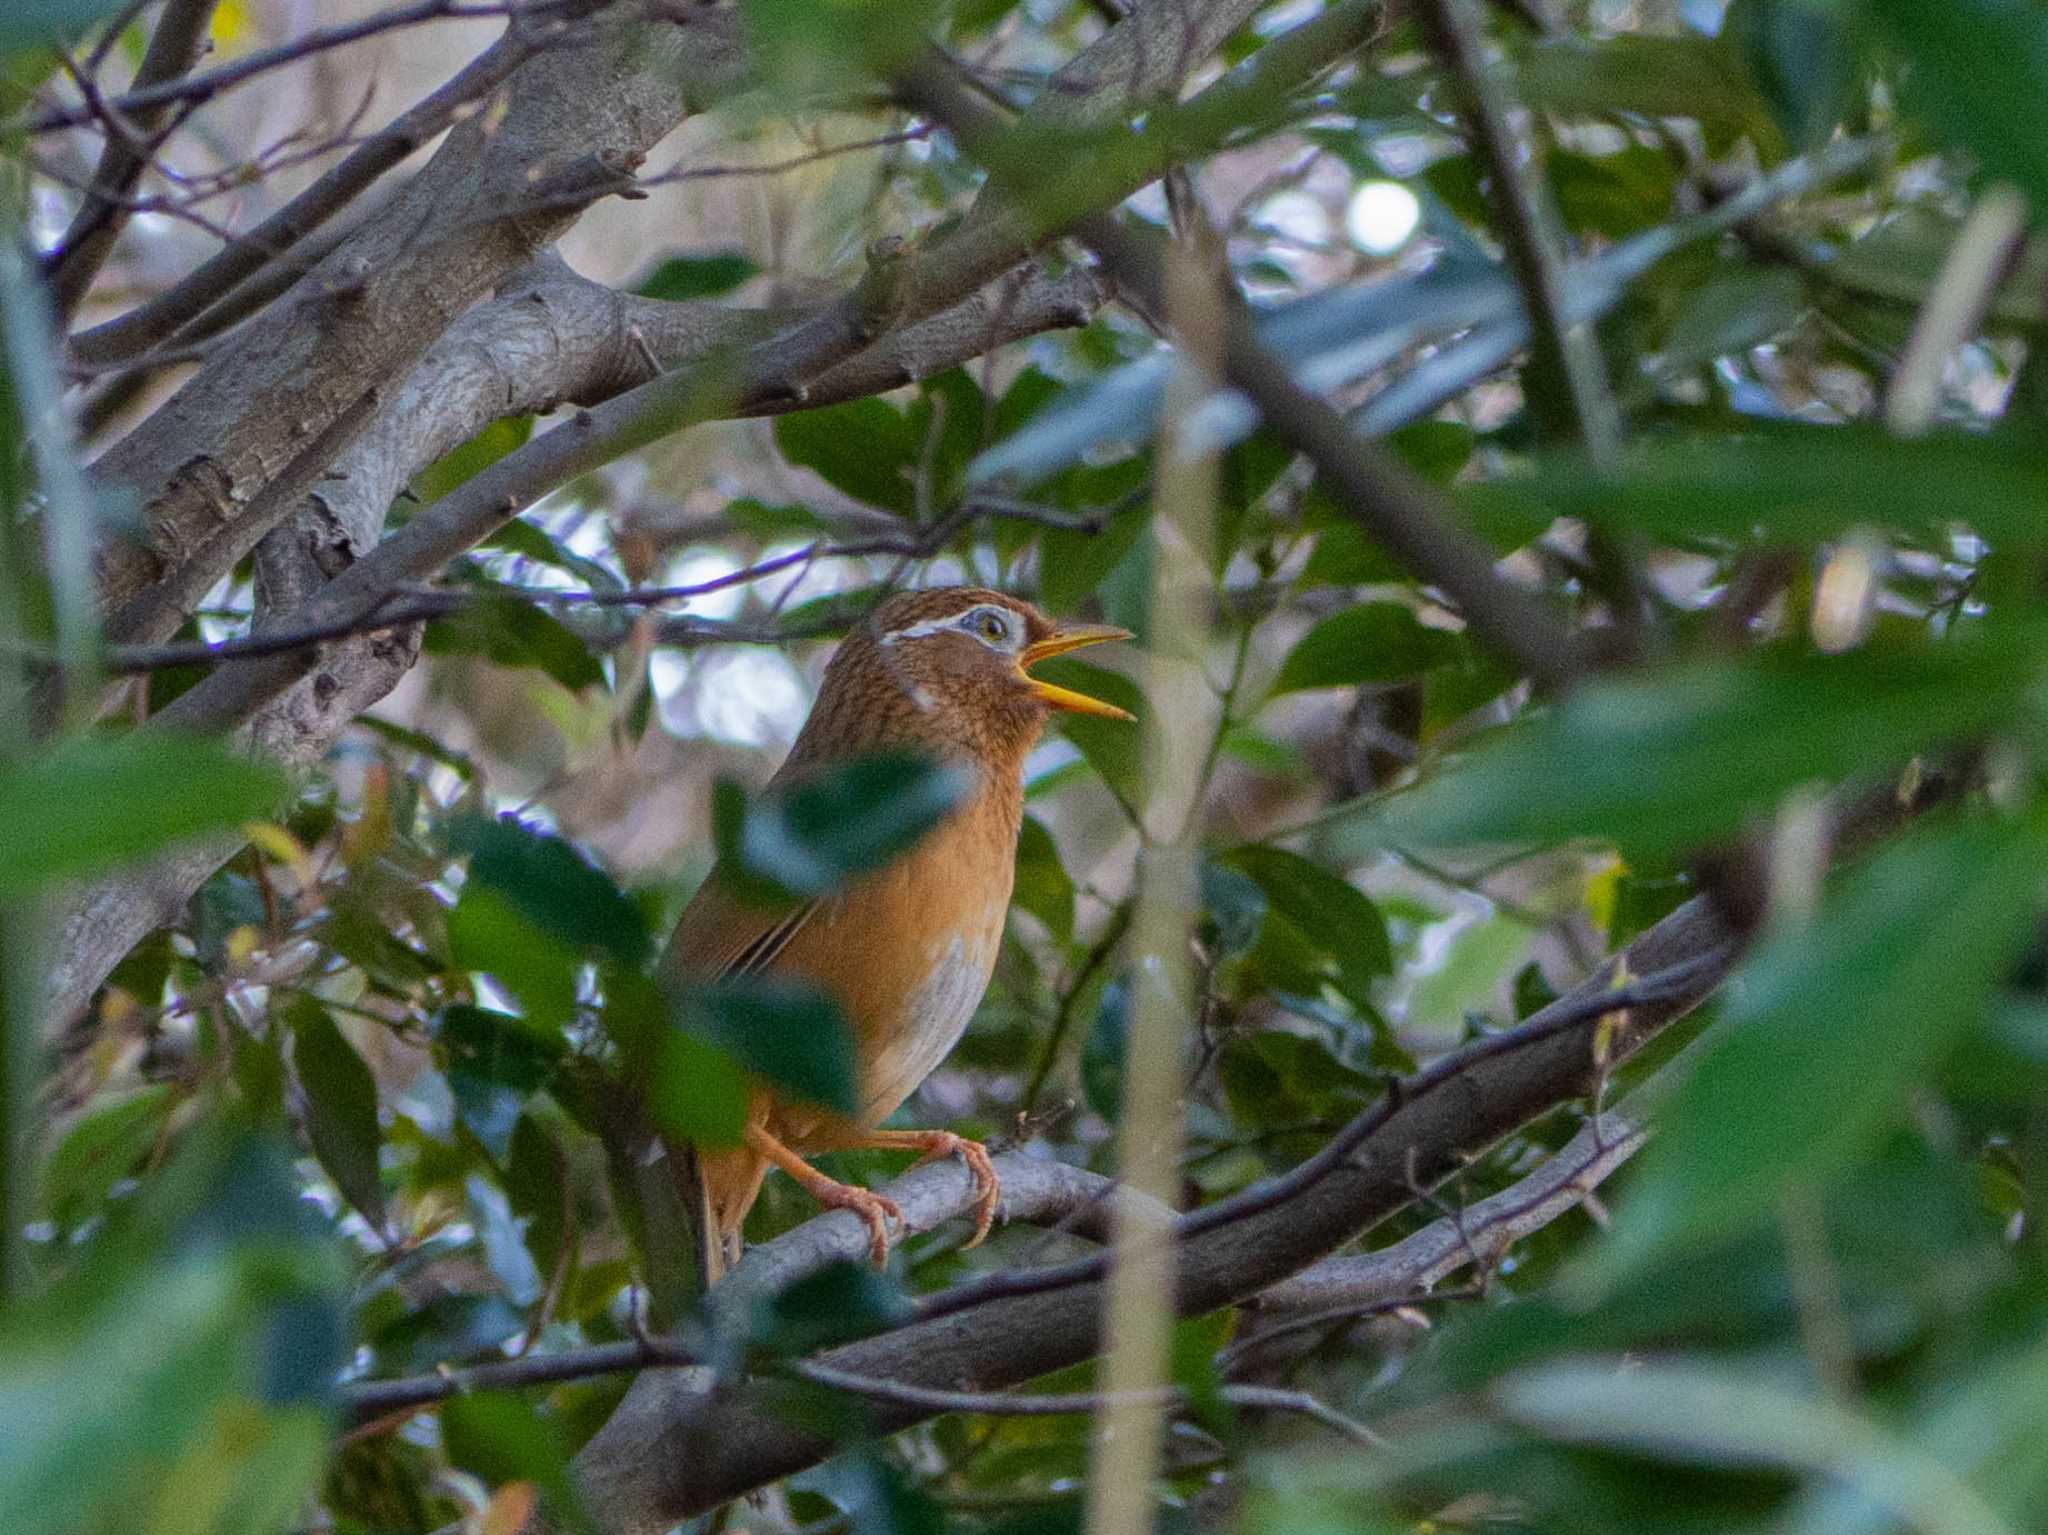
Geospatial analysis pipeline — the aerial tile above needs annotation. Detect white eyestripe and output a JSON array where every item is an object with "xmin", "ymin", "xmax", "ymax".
[{"xmin": 879, "ymin": 603, "xmax": 1024, "ymax": 653}]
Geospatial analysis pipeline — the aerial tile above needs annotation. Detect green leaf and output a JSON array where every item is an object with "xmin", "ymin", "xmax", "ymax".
[
  {"xmin": 0, "ymin": 0, "xmax": 134, "ymax": 50},
  {"xmin": 1030, "ymin": 658, "xmax": 1147, "ymax": 811},
  {"xmin": 739, "ymin": 0, "xmax": 935, "ymax": 92},
  {"xmin": 680, "ymin": 975, "xmax": 859, "ymax": 1116},
  {"xmin": 441, "ymin": 1393, "xmax": 594, "ymax": 1535},
  {"xmin": 1517, "ymin": 32, "xmax": 1784, "ymax": 158},
  {"xmin": 1872, "ymin": 0, "xmax": 2048, "ymax": 217},
  {"xmin": 716, "ymin": 751, "xmax": 970, "ymax": 904},
  {"xmin": 632, "ymin": 251, "xmax": 759, "ymax": 301},
  {"xmin": 1360, "ymin": 628, "xmax": 2041, "ymax": 864},
  {"xmin": 1457, "ymin": 427, "xmax": 2048, "ymax": 547},
  {"xmin": 36, "ymin": 1084, "xmax": 174, "ymax": 1233},
  {"xmin": 1592, "ymin": 817, "xmax": 2046, "ymax": 1280},
  {"xmin": 1224, "ymin": 846, "xmax": 1391, "ymax": 1002},
  {"xmin": 446, "ymin": 885, "xmax": 581, "ymax": 1031},
  {"xmin": 773, "ymin": 397, "xmax": 922, "ymax": 514},
  {"xmin": 1269, "ymin": 603, "xmax": 1465, "ymax": 695},
  {"xmin": 423, "ymin": 592, "xmax": 605, "ymax": 692},
  {"xmin": 1659, "ymin": 267, "xmax": 1807, "ymax": 373},
  {"xmin": 1218, "ymin": 1029, "xmax": 1374, "ymax": 1127},
  {"xmin": 0, "ymin": 734, "xmax": 283, "ymax": 896},
  {"xmin": 452, "ymin": 814, "xmax": 649, "ymax": 968},
  {"xmin": 505, "ymin": 1114, "xmax": 570, "ymax": 1280},
  {"xmin": 436, "ymin": 1004, "xmax": 566, "ymax": 1160},
  {"xmin": 649, "ymin": 1028, "xmax": 751, "ymax": 1147},
  {"xmin": 749, "ymin": 1259, "xmax": 915, "ymax": 1358},
  {"xmin": 287, "ymin": 1000, "xmax": 387, "ymax": 1229},
  {"xmin": 1012, "ymin": 815, "xmax": 1075, "ymax": 945},
  {"xmin": 410, "ymin": 415, "xmax": 533, "ymax": 506},
  {"xmin": 481, "ymin": 516, "xmax": 624, "ymax": 593},
  {"xmin": 1496, "ymin": 1357, "xmax": 2016, "ymax": 1535}
]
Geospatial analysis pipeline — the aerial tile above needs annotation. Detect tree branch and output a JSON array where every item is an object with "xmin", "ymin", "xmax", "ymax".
[
  {"xmin": 894, "ymin": 52, "xmax": 1592, "ymax": 693},
  {"xmin": 43, "ymin": 0, "xmax": 221, "ymax": 323},
  {"xmin": 65, "ymin": 6, "xmax": 597, "ymax": 369},
  {"xmin": 557, "ymin": 890, "xmax": 1743, "ymax": 1533},
  {"xmin": 88, "ymin": 0, "xmax": 747, "ymax": 642}
]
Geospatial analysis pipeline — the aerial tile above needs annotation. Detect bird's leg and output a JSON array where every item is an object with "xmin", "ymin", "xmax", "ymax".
[
  {"xmin": 845, "ymin": 1129, "xmax": 1001, "ymax": 1250},
  {"xmin": 744, "ymin": 1123, "xmax": 903, "ymax": 1266}
]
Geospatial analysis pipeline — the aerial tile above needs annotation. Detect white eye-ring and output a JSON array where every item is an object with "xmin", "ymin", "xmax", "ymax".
[{"xmin": 958, "ymin": 605, "xmax": 1019, "ymax": 650}]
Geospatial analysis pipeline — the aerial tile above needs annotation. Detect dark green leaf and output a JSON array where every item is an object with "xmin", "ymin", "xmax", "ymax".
[
  {"xmin": 717, "ymin": 751, "xmax": 970, "ymax": 904},
  {"xmin": 1593, "ymin": 817, "xmax": 2047, "ymax": 1279},
  {"xmin": 505, "ymin": 1114, "xmax": 570, "ymax": 1280},
  {"xmin": 1270, "ymin": 603, "xmax": 1465, "ymax": 695},
  {"xmin": 0, "ymin": 734, "xmax": 284, "ymax": 896},
  {"xmin": 452, "ymin": 814, "xmax": 649, "ymax": 968},
  {"xmin": 774, "ymin": 397, "xmax": 922, "ymax": 514},
  {"xmin": 441, "ymin": 1392, "xmax": 594, "ymax": 1535},
  {"xmin": 1458, "ymin": 427, "xmax": 2048, "ymax": 547},
  {"xmin": 1199, "ymin": 860, "xmax": 1267, "ymax": 961},
  {"xmin": 1218, "ymin": 1029, "xmax": 1375, "ymax": 1127},
  {"xmin": 1081, "ymin": 979, "xmax": 1129, "ymax": 1117},
  {"xmin": 288, "ymin": 1000, "xmax": 387, "ymax": 1228},
  {"xmin": 1030, "ymin": 658, "xmax": 1146, "ymax": 810},
  {"xmin": 1363, "ymin": 628, "xmax": 2041, "ymax": 863},
  {"xmin": 423, "ymin": 592, "xmax": 605, "ymax": 692},
  {"xmin": 1225, "ymin": 845, "xmax": 1392, "ymax": 999},
  {"xmin": 749, "ymin": 1259, "xmax": 914, "ymax": 1357},
  {"xmin": 1872, "ymin": 0, "xmax": 2048, "ymax": 216},
  {"xmin": 632, "ymin": 251, "xmax": 759, "ymax": 301},
  {"xmin": 681, "ymin": 974, "xmax": 858, "ymax": 1116},
  {"xmin": 436, "ymin": 1005, "xmax": 565, "ymax": 1160},
  {"xmin": 1013, "ymin": 815, "xmax": 1075, "ymax": 945}
]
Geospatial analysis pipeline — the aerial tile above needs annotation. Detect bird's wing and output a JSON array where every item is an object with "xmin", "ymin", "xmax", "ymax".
[
  {"xmin": 663, "ymin": 869, "xmax": 817, "ymax": 983},
  {"xmin": 642, "ymin": 869, "xmax": 819, "ymax": 1296}
]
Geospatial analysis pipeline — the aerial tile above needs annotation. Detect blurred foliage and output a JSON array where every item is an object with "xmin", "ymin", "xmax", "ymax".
[{"xmin": 10, "ymin": 0, "xmax": 2048, "ymax": 1532}]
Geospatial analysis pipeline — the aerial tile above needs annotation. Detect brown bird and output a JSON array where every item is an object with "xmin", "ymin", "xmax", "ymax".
[{"xmin": 660, "ymin": 586, "xmax": 1131, "ymax": 1280}]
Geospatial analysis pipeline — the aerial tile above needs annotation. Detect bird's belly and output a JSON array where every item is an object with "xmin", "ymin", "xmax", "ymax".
[{"xmin": 857, "ymin": 924, "xmax": 998, "ymax": 1125}]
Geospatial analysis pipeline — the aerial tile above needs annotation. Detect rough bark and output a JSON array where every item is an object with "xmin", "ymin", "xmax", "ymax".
[
  {"xmin": 558, "ymin": 895, "xmax": 1741, "ymax": 1533},
  {"xmin": 89, "ymin": 0, "xmax": 747, "ymax": 644}
]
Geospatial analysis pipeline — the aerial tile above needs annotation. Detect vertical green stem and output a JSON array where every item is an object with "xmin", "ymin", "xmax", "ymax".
[{"xmin": 1082, "ymin": 244, "xmax": 1220, "ymax": 1535}]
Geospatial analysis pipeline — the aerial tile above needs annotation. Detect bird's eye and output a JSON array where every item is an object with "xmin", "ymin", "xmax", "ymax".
[{"xmin": 969, "ymin": 609, "xmax": 1009, "ymax": 643}]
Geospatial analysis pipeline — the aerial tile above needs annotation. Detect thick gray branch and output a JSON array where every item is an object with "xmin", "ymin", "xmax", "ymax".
[
  {"xmin": 89, "ymin": 0, "xmax": 746, "ymax": 644},
  {"xmin": 558, "ymin": 894, "xmax": 1741, "ymax": 1534}
]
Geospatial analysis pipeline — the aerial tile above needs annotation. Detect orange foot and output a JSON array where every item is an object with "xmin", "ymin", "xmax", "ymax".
[
  {"xmin": 745, "ymin": 1124, "xmax": 903, "ymax": 1266},
  {"xmin": 855, "ymin": 1128, "xmax": 1001, "ymax": 1250}
]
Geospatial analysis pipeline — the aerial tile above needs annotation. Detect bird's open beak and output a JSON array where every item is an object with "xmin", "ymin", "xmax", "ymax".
[{"xmin": 1019, "ymin": 623, "xmax": 1135, "ymax": 720}]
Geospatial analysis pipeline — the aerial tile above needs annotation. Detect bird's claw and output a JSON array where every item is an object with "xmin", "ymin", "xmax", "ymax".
[
  {"xmin": 813, "ymin": 1181, "xmax": 903, "ymax": 1267},
  {"xmin": 909, "ymin": 1132, "xmax": 1001, "ymax": 1250}
]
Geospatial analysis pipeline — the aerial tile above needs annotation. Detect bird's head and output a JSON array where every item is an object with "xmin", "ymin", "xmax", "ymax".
[{"xmin": 796, "ymin": 587, "xmax": 1132, "ymax": 768}]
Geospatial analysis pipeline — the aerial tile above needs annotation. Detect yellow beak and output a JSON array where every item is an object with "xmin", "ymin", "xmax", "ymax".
[{"xmin": 1019, "ymin": 623, "xmax": 1135, "ymax": 720}]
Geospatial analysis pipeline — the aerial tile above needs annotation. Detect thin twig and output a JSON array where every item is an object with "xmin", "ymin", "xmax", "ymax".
[
  {"xmin": 22, "ymin": 0, "xmax": 590, "ymax": 135},
  {"xmin": 790, "ymin": 1361, "xmax": 1386, "ymax": 1446},
  {"xmin": 66, "ymin": 15, "xmax": 587, "ymax": 367},
  {"xmin": 908, "ymin": 946, "xmax": 1736, "ymax": 1325},
  {"xmin": 21, "ymin": 499, "xmax": 1107, "ymax": 675},
  {"xmin": 1419, "ymin": 0, "xmax": 1621, "ymax": 464},
  {"xmin": 894, "ymin": 50, "xmax": 1590, "ymax": 694}
]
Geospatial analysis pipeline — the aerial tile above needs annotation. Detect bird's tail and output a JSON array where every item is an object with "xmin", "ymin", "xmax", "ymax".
[{"xmin": 694, "ymin": 1142, "xmax": 771, "ymax": 1285}]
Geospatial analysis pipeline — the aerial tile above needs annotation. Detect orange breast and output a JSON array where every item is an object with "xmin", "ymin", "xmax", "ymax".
[{"xmin": 667, "ymin": 770, "xmax": 1021, "ymax": 1152}]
